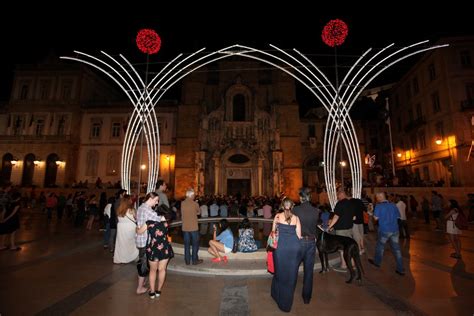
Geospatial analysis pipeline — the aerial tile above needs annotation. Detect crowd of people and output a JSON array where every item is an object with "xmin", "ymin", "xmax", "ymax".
[{"xmin": 0, "ymin": 180, "xmax": 471, "ymax": 311}]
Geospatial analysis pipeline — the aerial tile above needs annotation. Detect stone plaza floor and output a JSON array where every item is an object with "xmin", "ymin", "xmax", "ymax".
[{"xmin": 0, "ymin": 208, "xmax": 473, "ymax": 315}]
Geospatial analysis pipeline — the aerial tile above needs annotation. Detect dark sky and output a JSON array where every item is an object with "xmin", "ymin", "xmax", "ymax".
[{"xmin": 1, "ymin": 4, "xmax": 472, "ymax": 102}]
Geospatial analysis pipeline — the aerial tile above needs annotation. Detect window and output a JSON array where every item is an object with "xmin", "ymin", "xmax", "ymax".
[
  {"xmin": 428, "ymin": 63, "xmax": 436, "ymax": 81},
  {"xmin": 423, "ymin": 166, "xmax": 430, "ymax": 181},
  {"xmin": 410, "ymin": 134, "xmax": 418, "ymax": 150},
  {"xmin": 416, "ymin": 103, "xmax": 422, "ymax": 119},
  {"xmin": 20, "ymin": 84, "xmax": 29, "ymax": 100},
  {"xmin": 308, "ymin": 124, "xmax": 316, "ymax": 138},
  {"xmin": 435, "ymin": 121, "xmax": 445, "ymax": 138},
  {"xmin": 431, "ymin": 92, "xmax": 441, "ymax": 112},
  {"xmin": 111, "ymin": 122, "xmax": 121, "ymax": 138},
  {"xmin": 39, "ymin": 80, "xmax": 50, "ymax": 100},
  {"xmin": 460, "ymin": 50, "xmax": 472, "ymax": 68},
  {"xmin": 90, "ymin": 122, "xmax": 101, "ymax": 138},
  {"xmin": 13, "ymin": 116, "xmax": 23, "ymax": 135},
  {"xmin": 419, "ymin": 131, "xmax": 426, "ymax": 149},
  {"xmin": 106, "ymin": 151, "xmax": 120, "ymax": 175},
  {"xmin": 57, "ymin": 116, "xmax": 66, "ymax": 136},
  {"xmin": 35, "ymin": 119, "xmax": 44, "ymax": 136},
  {"xmin": 413, "ymin": 77, "xmax": 419, "ymax": 94},
  {"xmin": 85, "ymin": 150, "xmax": 99, "ymax": 176},
  {"xmin": 61, "ymin": 81, "xmax": 73, "ymax": 100},
  {"xmin": 232, "ymin": 94, "xmax": 246, "ymax": 121}
]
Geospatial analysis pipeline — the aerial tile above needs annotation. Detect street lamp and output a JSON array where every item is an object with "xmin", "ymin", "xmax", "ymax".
[
  {"xmin": 397, "ymin": 153, "xmax": 402, "ymax": 158},
  {"xmin": 435, "ymin": 136, "xmax": 454, "ymax": 185}
]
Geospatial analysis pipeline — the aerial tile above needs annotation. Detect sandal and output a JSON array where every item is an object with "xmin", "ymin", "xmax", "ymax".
[{"xmin": 211, "ymin": 257, "xmax": 221, "ymax": 263}]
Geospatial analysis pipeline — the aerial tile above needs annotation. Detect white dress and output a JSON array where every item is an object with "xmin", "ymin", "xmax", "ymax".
[
  {"xmin": 446, "ymin": 212, "xmax": 462, "ymax": 235},
  {"xmin": 114, "ymin": 210, "xmax": 139, "ymax": 263}
]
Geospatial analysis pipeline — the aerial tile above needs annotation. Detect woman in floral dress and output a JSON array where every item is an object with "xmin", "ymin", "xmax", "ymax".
[
  {"xmin": 237, "ymin": 218, "xmax": 258, "ymax": 252},
  {"xmin": 145, "ymin": 217, "xmax": 174, "ymax": 299}
]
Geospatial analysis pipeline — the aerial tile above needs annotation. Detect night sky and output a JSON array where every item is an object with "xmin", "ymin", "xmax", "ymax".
[{"xmin": 1, "ymin": 4, "xmax": 472, "ymax": 105}]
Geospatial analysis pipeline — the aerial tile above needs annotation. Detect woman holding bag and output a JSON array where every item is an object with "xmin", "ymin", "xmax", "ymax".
[{"xmin": 270, "ymin": 198, "xmax": 302, "ymax": 312}]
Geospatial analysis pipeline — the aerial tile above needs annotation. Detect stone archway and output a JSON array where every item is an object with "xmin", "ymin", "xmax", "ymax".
[{"xmin": 22, "ymin": 153, "xmax": 35, "ymax": 187}]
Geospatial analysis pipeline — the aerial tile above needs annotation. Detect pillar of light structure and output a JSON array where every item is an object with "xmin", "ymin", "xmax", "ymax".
[{"xmin": 61, "ymin": 40, "xmax": 447, "ymax": 205}]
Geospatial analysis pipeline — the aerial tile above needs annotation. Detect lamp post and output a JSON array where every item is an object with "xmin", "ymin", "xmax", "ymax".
[{"xmin": 435, "ymin": 137, "xmax": 454, "ymax": 185}]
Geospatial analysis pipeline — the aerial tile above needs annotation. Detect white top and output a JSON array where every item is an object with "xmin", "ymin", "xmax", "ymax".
[
  {"xmin": 104, "ymin": 203, "xmax": 112, "ymax": 217},
  {"xmin": 200, "ymin": 204, "xmax": 208, "ymax": 218},
  {"xmin": 396, "ymin": 201, "xmax": 407, "ymax": 220}
]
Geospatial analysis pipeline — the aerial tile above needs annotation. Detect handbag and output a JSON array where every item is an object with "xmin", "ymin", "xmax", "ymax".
[
  {"xmin": 267, "ymin": 251, "xmax": 275, "ymax": 273},
  {"xmin": 267, "ymin": 230, "xmax": 278, "ymax": 250}
]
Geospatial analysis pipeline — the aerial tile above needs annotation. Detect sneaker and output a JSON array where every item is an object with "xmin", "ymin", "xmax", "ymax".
[
  {"xmin": 395, "ymin": 270, "xmax": 405, "ymax": 276},
  {"xmin": 149, "ymin": 292, "xmax": 156, "ymax": 299},
  {"xmin": 155, "ymin": 291, "xmax": 161, "ymax": 297},
  {"xmin": 212, "ymin": 257, "xmax": 221, "ymax": 263}
]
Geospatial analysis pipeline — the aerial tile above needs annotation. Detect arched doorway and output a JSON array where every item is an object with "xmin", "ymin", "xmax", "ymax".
[
  {"xmin": 1, "ymin": 153, "xmax": 14, "ymax": 186},
  {"xmin": 22, "ymin": 153, "xmax": 35, "ymax": 187},
  {"xmin": 44, "ymin": 153, "xmax": 59, "ymax": 187}
]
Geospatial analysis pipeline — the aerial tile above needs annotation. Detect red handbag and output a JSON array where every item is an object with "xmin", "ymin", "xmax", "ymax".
[{"xmin": 267, "ymin": 251, "xmax": 275, "ymax": 273}]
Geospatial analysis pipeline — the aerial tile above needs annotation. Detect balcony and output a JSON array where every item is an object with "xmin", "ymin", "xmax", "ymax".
[
  {"xmin": 460, "ymin": 99, "xmax": 474, "ymax": 111},
  {"xmin": 0, "ymin": 134, "xmax": 72, "ymax": 143},
  {"xmin": 404, "ymin": 116, "xmax": 426, "ymax": 132}
]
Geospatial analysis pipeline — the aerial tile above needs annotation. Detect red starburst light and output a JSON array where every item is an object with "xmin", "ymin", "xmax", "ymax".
[
  {"xmin": 321, "ymin": 19, "xmax": 348, "ymax": 47},
  {"xmin": 136, "ymin": 29, "xmax": 161, "ymax": 54}
]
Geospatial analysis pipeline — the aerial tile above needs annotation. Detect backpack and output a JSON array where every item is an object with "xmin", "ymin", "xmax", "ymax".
[{"xmin": 455, "ymin": 210, "xmax": 468, "ymax": 230}]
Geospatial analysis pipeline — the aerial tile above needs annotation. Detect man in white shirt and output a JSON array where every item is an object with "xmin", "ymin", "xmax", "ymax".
[{"xmin": 396, "ymin": 195, "xmax": 409, "ymax": 239}]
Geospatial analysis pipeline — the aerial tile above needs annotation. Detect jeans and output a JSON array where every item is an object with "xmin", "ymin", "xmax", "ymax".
[
  {"xmin": 183, "ymin": 230, "xmax": 200, "ymax": 264},
  {"xmin": 374, "ymin": 231, "xmax": 404, "ymax": 272},
  {"xmin": 299, "ymin": 239, "xmax": 316, "ymax": 302}
]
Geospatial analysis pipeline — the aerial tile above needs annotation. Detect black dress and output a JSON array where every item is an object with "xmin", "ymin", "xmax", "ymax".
[
  {"xmin": 0, "ymin": 201, "xmax": 20, "ymax": 235},
  {"xmin": 271, "ymin": 223, "xmax": 302, "ymax": 312},
  {"xmin": 146, "ymin": 220, "xmax": 174, "ymax": 261}
]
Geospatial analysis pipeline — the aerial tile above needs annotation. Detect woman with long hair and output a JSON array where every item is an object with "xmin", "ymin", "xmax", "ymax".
[
  {"xmin": 208, "ymin": 219, "xmax": 234, "ymax": 263},
  {"xmin": 271, "ymin": 197, "xmax": 302, "ymax": 313},
  {"xmin": 113, "ymin": 195, "xmax": 139, "ymax": 264},
  {"xmin": 136, "ymin": 192, "xmax": 172, "ymax": 299},
  {"xmin": 445, "ymin": 199, "xmax": 463, "ymax": 259}
]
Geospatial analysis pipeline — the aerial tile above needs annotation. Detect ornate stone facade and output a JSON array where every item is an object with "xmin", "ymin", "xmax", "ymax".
[{"xmin": 174, "ymin": 60, "xmax": 302, "ymax": 200}]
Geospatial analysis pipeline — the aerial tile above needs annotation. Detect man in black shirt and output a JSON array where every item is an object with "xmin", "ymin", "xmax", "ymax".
[
  {"xmin": 293, "ymin": 187, "xmax": 320, "ymax": 304},
  {"xmin": 351, "ymin": 197, "xmax": 366, "ymax": 254},
  {"xmin": 328, "ymin": 190, "xmax": 355, "ymax": 271}
]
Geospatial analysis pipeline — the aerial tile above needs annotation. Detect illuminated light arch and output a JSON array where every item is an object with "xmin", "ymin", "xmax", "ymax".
[{"xmin": 61, "ymin": 41, "xmax": 447, "ymax": 206}]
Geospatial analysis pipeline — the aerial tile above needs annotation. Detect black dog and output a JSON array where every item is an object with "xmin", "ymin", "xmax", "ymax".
[{"xmin": 316, "ymin": 226, "xmax": 364, "ymax": 283}]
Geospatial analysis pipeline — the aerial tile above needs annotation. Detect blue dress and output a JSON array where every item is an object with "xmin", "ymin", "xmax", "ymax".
[{"xmin": 271, "ymin": 223, "xmax": 302, "ymax": 312}]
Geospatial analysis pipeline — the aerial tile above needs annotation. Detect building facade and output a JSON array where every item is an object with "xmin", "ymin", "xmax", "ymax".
[
  {"xmin": 1, "ymin": 57, "xmax": 379, "ymax": 200},
  {"xmin": 390, "ymin": 37, "xmax": 474, "ymax": 186}
]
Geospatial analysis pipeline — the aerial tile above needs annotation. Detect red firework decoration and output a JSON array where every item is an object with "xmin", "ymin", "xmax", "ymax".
[
  {"xmin": 136, "ymin": 29, "xmax": 161, "ymax": 54},
  {"xmin": 321, "ymin": 19, "xmax": 348, "ymax": 47}
]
